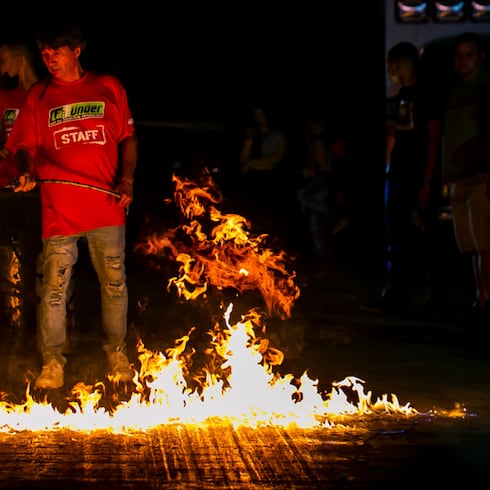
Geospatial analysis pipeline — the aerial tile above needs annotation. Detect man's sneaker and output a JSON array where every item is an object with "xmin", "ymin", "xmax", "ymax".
[
  {"xmin": 107, "ymin": 347, "xmax": 134, "ymax": 382},
  {"xmin": 35, "ymin": 359, "xmax": 64, "ymax": 390}
]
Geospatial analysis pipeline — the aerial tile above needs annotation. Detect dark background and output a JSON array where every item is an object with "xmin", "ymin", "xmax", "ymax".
[
  {"xmin": 3, "ymin": 7, "xmax": 388, "ymax": 259},
  {"xmin": 70, "ymin": 9, "xmax": 387, "ymax": 258}
]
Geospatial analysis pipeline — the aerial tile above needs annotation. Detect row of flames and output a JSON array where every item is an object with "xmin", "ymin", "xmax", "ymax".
[{"xmin": 0, "ymin": 169, "xmax": 465, "ymax": 433}]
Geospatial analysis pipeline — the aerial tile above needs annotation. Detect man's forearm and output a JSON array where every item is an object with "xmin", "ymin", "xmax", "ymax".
[{"xmin": 120, "ymin": 134, "xmax": 138, "ymax": 181}]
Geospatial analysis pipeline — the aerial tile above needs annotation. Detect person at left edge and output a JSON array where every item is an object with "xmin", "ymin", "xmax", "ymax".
[
  {"xmin": 0, "ymin": 38, "xmax": 77, "ymax": 349},
  {"xmin": 0, "ymin": 39, "xmax": 40, "ymax": 183},
  {"xmin": 5, "ymin": 19, "xmax": 138, "ymax": 390},
  {"xmin": 0, "ymin": 38, "xmax": 43, "ymax": 336}
]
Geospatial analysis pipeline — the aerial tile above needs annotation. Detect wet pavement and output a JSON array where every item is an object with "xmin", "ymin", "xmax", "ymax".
[{"xmin": 0, "ymin": 217, "xmax": 489, "ymax": 488}]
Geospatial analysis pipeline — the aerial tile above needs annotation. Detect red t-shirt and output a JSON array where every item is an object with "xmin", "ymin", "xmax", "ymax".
[
  {"xmin": 6, "ymin": 72, "xmax": 136, "ymax": 239},
  {"xmin": 0, "ymin": 85, "xmax": 27, "ymax": 186}
]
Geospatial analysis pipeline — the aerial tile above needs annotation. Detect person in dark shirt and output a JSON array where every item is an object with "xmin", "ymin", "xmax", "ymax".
[
  {"xmin": 296, "ymin": 116, "xmax": 350, "ymax": 276},
  {"xmin": 363, "ymin": 41, "xmax": 442, "ymax": 314}
]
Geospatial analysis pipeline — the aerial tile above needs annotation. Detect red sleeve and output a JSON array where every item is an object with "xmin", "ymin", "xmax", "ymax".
[
  {"xmin": 4, "ymin": 87, "xmax": 37, "ymax": 157},
  {"xmin": 111, "ymin": 76, "xmax": 135, "ymax": 143}
]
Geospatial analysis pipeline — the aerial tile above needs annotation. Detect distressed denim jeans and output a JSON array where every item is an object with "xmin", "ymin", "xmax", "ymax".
[{"xmin": 38, "ymin": 225, "xmax": 128, "ymax": 365}]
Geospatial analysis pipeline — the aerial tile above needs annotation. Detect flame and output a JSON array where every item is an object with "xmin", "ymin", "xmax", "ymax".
[
  {"xmin": 0, "ymin": 246, "xmax": 22, "ymax": 329},
  {"xmin": 135, "ymin": 169, "xmax": 300, "ymax": 320},
  {"xmin": 0, "ymin": 168, "xmax": 469, "ymax": 433},
  {"xmin": 1, "ymin": 303, "xmax": 431, "ymax": 434}
]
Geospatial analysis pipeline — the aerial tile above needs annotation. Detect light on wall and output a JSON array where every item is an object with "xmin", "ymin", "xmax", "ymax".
[
  {"xmin": 433, "ymin": 1, "xmax": 465, "ymax": 21},
  {"xmin": 395, "ymin": 0, "xmax": 490, "ymax": 22},
  {"xmin": 395, "ymin": 1, "xmax": 429, "ymax": 22},
  {"xmin": 470, "ymin": 1, "xmax": 490, "ymax": 21}
]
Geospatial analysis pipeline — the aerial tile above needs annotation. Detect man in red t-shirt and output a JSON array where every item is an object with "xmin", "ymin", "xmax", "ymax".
[{"xmin": 6, "ymin": 20, "xmax": 138, "ymax": 390}]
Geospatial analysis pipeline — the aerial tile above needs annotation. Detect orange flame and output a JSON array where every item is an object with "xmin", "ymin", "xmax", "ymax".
[{"xmin": 134, "ymin": 169, "xmax": 300, "ymax": 319}]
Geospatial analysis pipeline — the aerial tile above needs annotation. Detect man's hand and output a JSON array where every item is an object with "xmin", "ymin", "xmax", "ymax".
[
  {"xmin": 115, "ymin": 177, "xmax": 133, "ymax": 209},
  {"xmin": 14, "ymin": 174, "xmax": 37, "ymax": 193}
]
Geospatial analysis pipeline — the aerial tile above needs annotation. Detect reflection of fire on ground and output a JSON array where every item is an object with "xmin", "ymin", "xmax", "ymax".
[{"xmin": 0, "ymin": 168, "xmax": 466, "ymax": 433}]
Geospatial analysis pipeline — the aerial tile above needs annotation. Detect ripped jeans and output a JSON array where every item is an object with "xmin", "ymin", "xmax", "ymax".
[{"xmin": 38, "ymin": 225, "xmax": 128, "ymax": 365}]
